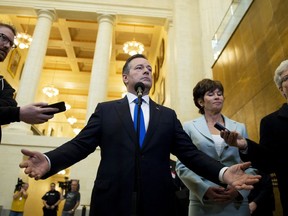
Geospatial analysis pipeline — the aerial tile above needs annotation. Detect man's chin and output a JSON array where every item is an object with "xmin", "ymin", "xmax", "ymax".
[{"xmin": 142, "ymin": 80, "xmax": 152, "ymax": 87}]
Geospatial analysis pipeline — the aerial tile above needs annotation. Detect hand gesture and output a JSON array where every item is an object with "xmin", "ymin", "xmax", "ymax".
[
  {"xmin": 20, "ymin": 102, "xmax": 58, "ymax": 124},
  {"xmin": 220, "ymin": 131, "xmax": 248, "ymax": 150},
  {"xmin": 222, "ymin": 185, "xmax": 241, "ymax": 201},
  {"xmin": 19, "ymin": 149, "xmax": 50, "ymax": 180},
  {"xmin": 223, "ymin": 162, "xmax": 261, "ymax": 190},
  {"xmin": 204, "ymin": 186, "xmax": 229, "ymax": 203}
]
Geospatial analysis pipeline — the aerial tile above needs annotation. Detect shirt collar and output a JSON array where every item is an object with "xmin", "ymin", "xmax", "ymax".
[{"xmin": 127, "ymin": 92, "xmax": 149, "ymax": 105}]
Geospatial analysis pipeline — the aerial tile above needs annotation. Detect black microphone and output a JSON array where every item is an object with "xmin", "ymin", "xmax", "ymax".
[{"xmin": 134, "ymin": 82, "xmax": 145, "ymax": 97}]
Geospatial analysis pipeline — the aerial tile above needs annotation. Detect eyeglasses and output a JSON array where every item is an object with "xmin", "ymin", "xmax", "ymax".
[
  {"xmin": 281, "ymin": 75, "xmax": 288, "ymax": 85},
  {"xmin": 0, "ymin": 33, "xmax": 16, "ymax": 49}
]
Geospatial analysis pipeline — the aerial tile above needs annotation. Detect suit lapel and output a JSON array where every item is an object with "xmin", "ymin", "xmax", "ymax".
[
  {"xmin": 115, "ymin": 97, "xmax": 138, "ymax": 144},
  {"xmin": 141, "ymin": 99, "xmax": 161, "ymax": 149},
  {"xmin": 193, "ymin": 116, "xmax": 214, "ymax": 143},
  {"xmin": 223, "ymin": 116, "xmax": 237, "ymax": 131}
]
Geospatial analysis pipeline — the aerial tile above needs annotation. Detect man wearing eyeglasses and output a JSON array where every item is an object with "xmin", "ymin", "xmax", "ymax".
[
  {"xmin": 0, "ymin": 23, "xmax": 17, "ymax": 62},
  {"xmin": 0, "ymin": 22, "xmax": 58, "ymax": 142},
  {"xmin": 0, "ymin": 23, "xmax": 18, "ymax": 108}
]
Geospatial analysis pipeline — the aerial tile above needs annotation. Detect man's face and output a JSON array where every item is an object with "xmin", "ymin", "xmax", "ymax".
[
  {"xmin": 22, "ymin": 183, "xmax": 29, "ymax": 190},
  {"xmin": 50, "ymin": 184, "xmax": 56, "ymax": 191},
  {"xmin": 123, "ymin": 57, "xmax": 152, "ymax": 95},
  {"xmin": 0, "ymin": 26, "xmax": 15, "ymax": 62},
  {"xmin": 71, "ymin": 181, "xmax": 78, "ymax": 192},
  {"xmin": 280, "ymin": 69, "xmax": 288, "ymax": 101}
]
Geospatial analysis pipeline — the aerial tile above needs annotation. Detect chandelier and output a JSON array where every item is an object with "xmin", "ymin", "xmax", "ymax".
[
  {"xmin": 14, "ymin": 32, "xmax": 32, "ymax": 49},
  {"xmin": 42, "ymin": 85, "xmax": 59, "ymax": 98},
  {"xmin": 73, "ymin": 128, "xmax": 81, "ymax": 135},
  {"xmin": 57, "ymin": 170, "xmax": 66, "ymax": 175},
  {"xmin": 67, "ymin": 116, "xmax": 77, "ymax": 125},
  {"xmin": 123, "ymin": 40, "xmax": 144, "ymax": 56},
  {"xmin": 65, "ymin": 103, "xmax": 71, "ymax": 110}
]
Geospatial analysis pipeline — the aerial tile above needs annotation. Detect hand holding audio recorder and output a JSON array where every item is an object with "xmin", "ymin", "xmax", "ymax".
[
  {"xmin": 42, "ymin": 101, "xmax": 66, "ymax": 115},
  {"xmin": 214, "ymin": 122, "xmax": 230, "ymax": 132}
]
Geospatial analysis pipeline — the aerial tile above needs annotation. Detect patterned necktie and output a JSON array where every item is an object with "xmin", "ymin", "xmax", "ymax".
[{"xmin": 134, "ymin": 98, "xmax": 146, "ymax": 147}]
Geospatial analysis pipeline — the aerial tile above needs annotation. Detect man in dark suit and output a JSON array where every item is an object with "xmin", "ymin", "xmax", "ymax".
[
  {"xmin": 19, "ymin": 54, "xmax": 260, "ymax": 216},
  {"xmin": 221, "ymin": 59, "xmax": 288, "ymax": 216}
]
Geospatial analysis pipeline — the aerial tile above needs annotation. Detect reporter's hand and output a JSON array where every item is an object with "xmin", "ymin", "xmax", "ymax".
[
  {"xmin": 220, "ymin": 131, "xmax": 248, "ymax": 150},
  {"xmin": 19, "ymin": 102, "xmax": 58, "ymax": 124},
  {"xmin": 249, "ymin": 201, "xmax": 257, "ymax": 214},
  {"xmin": 204, "ymin": 186, "xmax": 229, "ymax": 203},
  {"xmin": 223, "ymin": 162, "xmax": 261, "ymax": 190},
  {"xmin": 19, "ymin": 149, "xmax": 50, "ymax": 180},
  {"xmin": 222, "ymin": 185, "xmax": 241, "ymax": 201}
]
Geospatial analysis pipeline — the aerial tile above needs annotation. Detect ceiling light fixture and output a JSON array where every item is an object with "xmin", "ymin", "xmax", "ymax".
[
  {"xmin": 57, "ymin": 170, "xmax": 66, "ymax": 175},
  {"xmin": 123, "ymin": 25, "xmax": 144, "ymax": 56},
  {"xmin": 67, "ymin": 116, "xmax": 77, "ymax": 125},
  {"xmin": 123, "ymin": 40, "xmax": 144, "ymax": 56},
  {"xmin": 14, "ymin": 18, "xmax": 33, "ymax": 49},
  {"xmin": 42, "ymin": 62, "xmax": 59, "ymax": 97},
  {"xmin": 14, "ymin": 32, "xmax": 32, "ymax": 49},
  {"xmin": 42, "ymin": 85, "xmax": 59, "ymax": 98},
  {"xmin": 73, "ymin": 128, "xmax": 81, "ymax": 135},
  {"xmin": 65, "ymin": 103, "xmax": 71, "ymax": 110}
]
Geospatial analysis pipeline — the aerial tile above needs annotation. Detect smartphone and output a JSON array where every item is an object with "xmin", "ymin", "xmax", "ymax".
[
  {"xmin": 214, "ymin": 122, "xmax": 230, "ymax": 132},
  {"xmin": 42, "ymin": 101, "xmax": 66, "ymax": 115}
]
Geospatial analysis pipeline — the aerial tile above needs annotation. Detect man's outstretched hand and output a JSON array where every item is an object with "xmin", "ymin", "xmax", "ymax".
[
  {"xmin": 224, "ymin": 161, "xmax": 261, "ymax": 190},
  {"xmin": 19, "ymin": 149, "xmax": 50, "ymax": 180}
]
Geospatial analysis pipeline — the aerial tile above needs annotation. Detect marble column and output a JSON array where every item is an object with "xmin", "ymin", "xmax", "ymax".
[
  {"xmin": 6, "ymin": 9, "xmax": 56, "ymax": 133},
  {"xmin": 164, "ymin": 18, "xmax": 176, "ymax": 110},
  {"xmin": 172, "ymin": 0, "xmax": 205, "ymax": 122},
  {"xmin": 86, "ymin": 14, "xmax": 115, "ymax": 121}
]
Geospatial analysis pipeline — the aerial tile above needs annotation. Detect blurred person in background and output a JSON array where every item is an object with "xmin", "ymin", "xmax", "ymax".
[
  {"xmin": 61, "ymin": 180, "xmax": 80, "ymax": 216},
  {"xmin": 42, "ymin": 182, "xmax": 62, "ymax": 216},
  {"xmin": 9, "ymin": 181, "xmax": 29, "ymax": 216}
]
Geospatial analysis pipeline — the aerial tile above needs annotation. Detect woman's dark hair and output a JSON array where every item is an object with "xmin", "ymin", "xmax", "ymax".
[{"xmin": 193, "ymin": 79, "xmax": 224, "ymax": 114}]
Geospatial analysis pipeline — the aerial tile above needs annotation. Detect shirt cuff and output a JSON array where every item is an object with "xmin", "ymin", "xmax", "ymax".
[
  {"xmin": 44, "ymin": 154, "xmax": 51, "ymax": 171},
  {"xmin": 219, "ymin": 167, "xmax": 228, "ymax": 183}
]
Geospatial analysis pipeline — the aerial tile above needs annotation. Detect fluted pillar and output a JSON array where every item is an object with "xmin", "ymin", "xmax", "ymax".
[
  {"xmin": 7, "ymin": 9, "xmax": 56, "ymax": 133},
  {"xmin": 86, "ymin": 14, "xmax": 115, "ymax": 121}
]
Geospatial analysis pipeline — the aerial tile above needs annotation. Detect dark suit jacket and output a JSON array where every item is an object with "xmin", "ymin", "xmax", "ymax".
[
  {"xmin": 0, "ymin": 106, "xmax": 20, "ymax": 141},
  {"xmin": 248, "ymin": 171, "xmax": 274, "ymax": 216},
  {"xmin": 241, "ymin": 103, "xmax": 288, "ymax": 216},
  {"xmin": 44, "ymin": 97, "xmax": 224, "ymax": 216},
  {"xmin": 0, "ymin": 76, "xmax": 18, "ymax": 141},
  {"xmin": 0, "ymin": 76, "xmax": 17, "ymax": 107}
]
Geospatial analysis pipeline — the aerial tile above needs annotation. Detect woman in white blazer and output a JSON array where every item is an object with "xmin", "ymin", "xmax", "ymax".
[{"xmin": 176, "ymin": 79, "xmax": 255, "ymax": 216}]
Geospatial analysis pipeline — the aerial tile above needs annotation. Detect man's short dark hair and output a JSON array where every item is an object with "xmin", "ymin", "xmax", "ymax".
[
  {"xmin": 122, "ymin": 54, "xmax": 147, "ymax": 75},
  {"xmin": 0, "ymin": 22, "xmax": 17, "ymax": 36}
]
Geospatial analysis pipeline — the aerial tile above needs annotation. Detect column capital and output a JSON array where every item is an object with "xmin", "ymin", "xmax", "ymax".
[
  {"xmin": 164, "ymin": 17, "xmax": 173, "ymax": 32},
  {"xmin": 97, "ymin": 14, "xmax": 116, "ymax": 25},
  {"xmin": 36, "ymin": 9, "xmax": 57, "ymax": 22}
]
